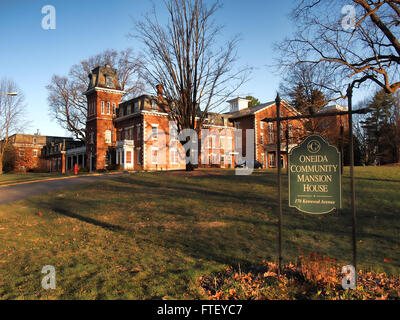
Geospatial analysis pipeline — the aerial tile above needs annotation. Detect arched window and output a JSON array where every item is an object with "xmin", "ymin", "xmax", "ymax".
[{"xmin": 105, "ymin": 130, "xmax": 112, "ymax": 144}]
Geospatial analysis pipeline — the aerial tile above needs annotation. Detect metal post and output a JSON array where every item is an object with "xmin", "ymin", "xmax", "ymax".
[
  {"xmin": 340, "ymin": 125, "xmax": 344, "ymax": 176},
  {"xmin": 276, "ymin": 93, "xmax": 283, "ymax": 276},
  {"xmin": 286, "ymin": 128, "xmax": 289, "ymax": 175},
  {"xmin": 347, "ymin": 85, "xmax": 357, "ymax": 286}
]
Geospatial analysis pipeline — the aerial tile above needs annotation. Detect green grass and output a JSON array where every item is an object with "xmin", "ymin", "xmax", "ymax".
[
  {"xmin": 0, "ymin": 171, "xmax": 103, "ymax": 186},
  {"xmin": 0, "ymin": 167, "xmax": 399, "ymax": 299},
  {"xmin": 0, "ymin": 173, "xmax": 65, "ymax": 185}
]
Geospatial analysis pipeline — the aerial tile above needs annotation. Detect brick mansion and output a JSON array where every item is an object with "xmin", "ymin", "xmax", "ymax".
[{"xmin": 2, "ymin": 64, "xmax": 348, "ymax": 173}]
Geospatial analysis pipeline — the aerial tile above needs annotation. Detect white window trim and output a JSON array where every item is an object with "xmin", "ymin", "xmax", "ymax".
[
  {"xmin": 151, "ymin": 124, "xmax": 159, "ymax": 140},
  {"xmin": 151, "ymin": 147, "xmax": 159, "ymax": 164},
  {"xmin": 170, "ymin": 147, "xmax": 179, "ymax": 164},
  {"xmin": 105, "ymin": 130, "xmax": 112, "ymax": 144}
]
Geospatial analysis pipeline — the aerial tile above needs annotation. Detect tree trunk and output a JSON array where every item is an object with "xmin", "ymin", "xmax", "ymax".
[
  {"xmin": 0, "ymin": 152, "xmax": 3, "ymax": 175},
  {"xmin": 181, "ymin": 136, "xmax": 196, "ymax": 172},
  {"xmin": 186, "ymin": 162, "xmax": 194, "ymax": 171},
  {"xmin": 185, "ymin": 147, "xmax": 195, "ymax": 171}
]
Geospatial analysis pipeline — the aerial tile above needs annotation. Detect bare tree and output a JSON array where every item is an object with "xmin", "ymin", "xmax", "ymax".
[
  {"xmin": 276, "ymin": 0, "xmax": 400, "ymax": 99},
  {"xmin": 279, "ymin": 64, "xmax": 331, "ymax": 135},
  {"xmin": 133, "ymin": 0, "xmax": 250, "ymax": 170},
  {"xmin": 46, "ymin": 48, "xmax": 145, "ymax": 141},
  {"xmin": 0, "ymin": 78, "xmax": 28, "ymax": 174}
]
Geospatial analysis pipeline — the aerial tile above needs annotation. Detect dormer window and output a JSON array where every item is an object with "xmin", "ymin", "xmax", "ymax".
[
  {"xmin": 151, "ymin": 100, "xmax": 157, "ymax": 111},
  {"xmin": 106, "ymin": 76, "xmax": 113, "ymax": 88}
]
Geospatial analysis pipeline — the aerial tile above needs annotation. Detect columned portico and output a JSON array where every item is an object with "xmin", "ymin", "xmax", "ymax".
[
  {"xmin": 116, "ymin": 140, "xmax": 134, "ymax": 170},
  {"xmin": 66, "ymin": 146, "xmax": 87, "ymax": 171}
]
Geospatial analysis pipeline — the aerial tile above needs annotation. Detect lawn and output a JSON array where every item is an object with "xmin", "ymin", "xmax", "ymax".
[
  {"xmin": 0, "ymin": 173, "xmax": 64, "ymax": 186},
  {"xmin": 0, "ymin": 167, "xmax": 399, "ymax": 299}
]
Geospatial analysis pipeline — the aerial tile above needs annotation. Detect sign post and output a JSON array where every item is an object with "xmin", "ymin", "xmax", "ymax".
[{"xmin": 289, "ymin": 135, "xmax": 342, "ymax": 214}]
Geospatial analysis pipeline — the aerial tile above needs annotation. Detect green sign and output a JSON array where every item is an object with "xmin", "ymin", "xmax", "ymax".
[{"xmin": 289, "ymin": 135, "xmax": 342, "ymax": 214}]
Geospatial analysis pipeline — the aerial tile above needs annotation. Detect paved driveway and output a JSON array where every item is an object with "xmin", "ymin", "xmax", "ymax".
[{"xmin": 0, "ymin": 173, "xmax": 127, "ymax": 205}]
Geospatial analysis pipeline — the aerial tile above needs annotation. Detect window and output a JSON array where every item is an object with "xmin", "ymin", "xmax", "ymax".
[
  {"xmin": 170, "ymin": 148, "xmax": 178, "ymax": 164},
  {"xmin": 105, "ymin": 130, "xmax": 112, "ymax": 144},
  {"xmin": 134, "ymin": 101, "xmax": 139, "ymax": 113},
  {"xmin": 260, "ymin": 133, "xmax": 264, "ymax": 145},
  {"xmin": 33, "ymin": 150, "xmax": 38, "ymax": 157},
  {"xmin": 209, "ymin": 153, "xmax": 217, "ymax": 165},
  {"xmin": 268, "ymin": 123, "xmax": 274, "ymax": 143},
  {"xmin": 151, "ymin": 100, "xmax": 157, "ymax": 111},
  {"xmin": 113, "ymin": 103, "xmax": 116, "ymax": 115},
  {"xmin": 137, "ymin": 148, "xmax": 141, "ymax": 164},
  {"xmin": 234, "ymin": 135, "xmax": 242, "ymax": 151},
  {"xmin": 220, "ymin": 136, "xmax": 225, "ymax": 150},
  {"xmin": 226, "ymin": 136, "xmax": 233, "ymax": 152},
  {"xmin": 191, "ymin": 148, "xmax": 198, "ymax": 164},
  {"xmin": 107, "ymin": 102, "xmax": 111, "ymax": 114},
  {"xmin": 90, "ymin": 132, "xmax": 94, "ymax": 144},
  {"xmin": 137, "ymin": 124, "xmax": 141, "ymax": 139},
  {"xmin": 106, "ymin": 77, "xmax": 113, "ymax": 88},
  {"xmin": 101, "ymin": 101, "xmax": 105, "ymax": 114},
  {"xmin": 234, "ymin": 122, "xmax": 240, "ymax": 129},
  {"xmin": 151, "ymin": 147, "xmax": 158, "ymax": 164},
  {"xmin": 269, "ymin": 153, "xmax": 276, "ymax": 168},
  {"xmin": 288, "ymin": 124, "xmax": 292, "ymax": 138},
  {"xmin": 208, "ymin": 135, "xmax": 215, "ymax": 149},
  {"xmin": 19, "ymin": 149, "xmax": 25, "ymax": 157},
  {"xmin": 260, "ymin": 121, "xmax": 264, "ymax": 130},
  {"xmin": 33, "ymin": 137, "xmax": 37, "ymax": 144},
  {"xmin": 129, "ymin": 128, "xmax": 133, "ymax": 140},
  {"xmin": 127, "ymin": 104, "xmax": 132, "ymax": 114},
  {"xmin": 152, "ymin": 125, "xmax": 158, "ymax": 140}
]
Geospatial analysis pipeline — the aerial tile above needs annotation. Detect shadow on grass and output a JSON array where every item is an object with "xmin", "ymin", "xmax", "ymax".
[{"xmin": 29, "ymin": 197, "xmax": 126, "ymax": 232}]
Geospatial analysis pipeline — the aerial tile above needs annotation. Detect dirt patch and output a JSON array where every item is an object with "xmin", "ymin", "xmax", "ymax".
[
  {"xmin": 196, "ymin": 221, "xmax": 229, "ymax": 229},
  {"xmin": 158, "ymin": 169, "xmax": 230, "ymax": 177}
]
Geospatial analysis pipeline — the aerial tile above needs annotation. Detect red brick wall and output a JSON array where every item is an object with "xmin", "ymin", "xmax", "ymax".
[
  {"xmin": 86, "ymin": 89, "xmax": 122, "ymax": 170},
  {"xmin": 14, "ymin": 146, "xmax": 41, "ymax": 172},
  {"xmin": 233, "ymin": 103, "xmax": 304, "ymax": 168}
]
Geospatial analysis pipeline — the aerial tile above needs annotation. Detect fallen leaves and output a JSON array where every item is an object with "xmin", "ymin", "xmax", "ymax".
[{"xmin": 200, "ymin": 254, "xmax": 400, "ymax": 300}]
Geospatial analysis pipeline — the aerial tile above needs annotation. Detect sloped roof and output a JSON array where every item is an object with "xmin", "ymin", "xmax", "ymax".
[
  {"xmin": 225, "ymin": 101, "xmax": 275, "ymax": 119},
  {"xmin": 226, "ymin": 100, "xmax": 300, "ymax": 120},
  {"xmin": 318, "ymin": 104, "xmax": 348, "ymax": 113}
]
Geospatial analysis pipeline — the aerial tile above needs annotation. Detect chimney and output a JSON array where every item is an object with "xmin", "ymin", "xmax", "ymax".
[{"xmin": 156, "ymin": 84, "xmax": 164, "ymax": 97}]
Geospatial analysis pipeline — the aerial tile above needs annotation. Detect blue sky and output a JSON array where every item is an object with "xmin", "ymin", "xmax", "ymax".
[{"xmin": 0, "ymin": 0, "xmax": 296, "ymax": 137}]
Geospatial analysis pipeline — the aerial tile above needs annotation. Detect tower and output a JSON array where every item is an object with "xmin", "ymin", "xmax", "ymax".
[{"xmin": 84, "ymin": 64, "xmax": 123, "ymax": 170}]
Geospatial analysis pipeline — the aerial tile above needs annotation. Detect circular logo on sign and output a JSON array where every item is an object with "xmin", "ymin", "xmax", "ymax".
[{"xmin": 307, "ymin": 140, "xmax": 321, "ymax": 153}]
